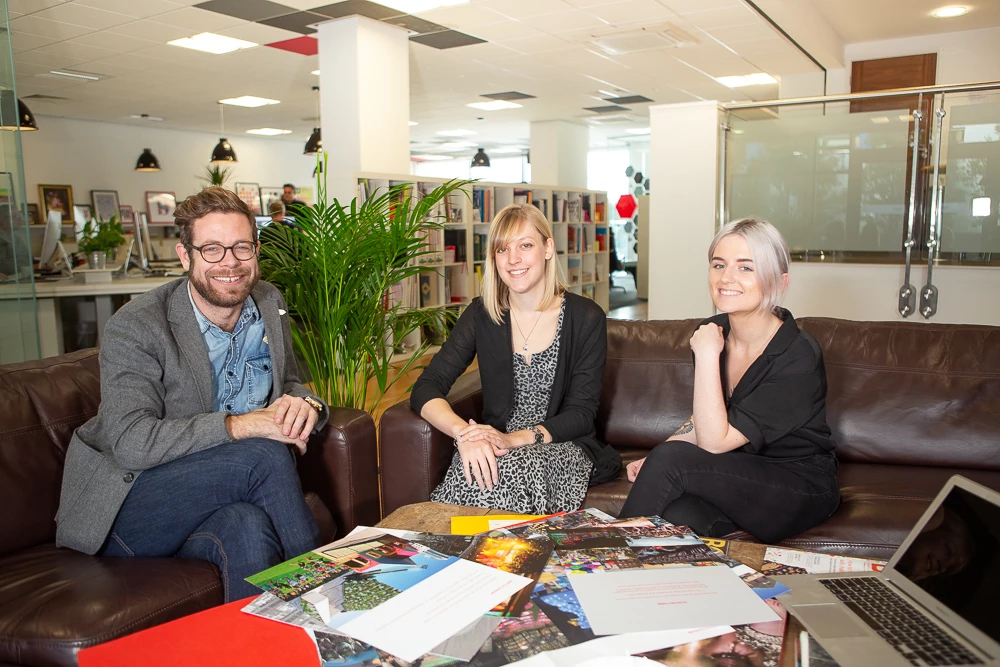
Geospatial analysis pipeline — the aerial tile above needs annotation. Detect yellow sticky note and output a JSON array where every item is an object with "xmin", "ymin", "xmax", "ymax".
[{"xmin": 450, "ymin": 514, "xmax": 542, "ymax": 535}]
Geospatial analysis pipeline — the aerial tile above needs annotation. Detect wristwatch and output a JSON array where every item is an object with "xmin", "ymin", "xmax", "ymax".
[
  {"xmin": 527, "ymin": 425, "xmax": 545, "ymax": 446},
  {"xmin": 302, "ymin": 396, "xmax": 323, "ymax": 413}
]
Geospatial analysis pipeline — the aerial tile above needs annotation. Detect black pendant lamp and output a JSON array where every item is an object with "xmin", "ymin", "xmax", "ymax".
[
  {"xmin": 211, "ymin": 102, "xmax": 237, "ymax": 164},
  {"xmin": 304, "ymin": 127, "xmax": 321, "ymax": 155},
  {"xmin": 304, "ymin": 86, "xmax": 321, "ymax": 155},
  {"xmin": 471, "ymin": 147, "xmax": 490, "ymax": 168},
  {"xmin": 0, "ymin": 91, "xmax": 38, "ymax": 130},
  {"xmin": 135, "ymin": 148, "xmax": 161, "ymax": 172}
]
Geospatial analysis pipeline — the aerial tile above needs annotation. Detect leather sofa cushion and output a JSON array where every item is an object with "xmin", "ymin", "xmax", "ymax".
[{"xmin": 0, "ymin": 544, "xmax": 222, "ymax": 667}]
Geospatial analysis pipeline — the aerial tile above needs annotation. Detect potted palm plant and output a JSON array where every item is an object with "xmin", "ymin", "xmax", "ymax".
[
  {"xmin": 258, "ymin": 157, "xmax": 470, "ymax": 412},
  {"xmin": 200, "ymin": 164, "xmax": 233, "ymax": 187}
]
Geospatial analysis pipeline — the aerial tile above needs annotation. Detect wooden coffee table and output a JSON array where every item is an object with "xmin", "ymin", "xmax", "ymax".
[{"xmin": 376, "ymin": 501, "xmax": 772, "ymax": 570}]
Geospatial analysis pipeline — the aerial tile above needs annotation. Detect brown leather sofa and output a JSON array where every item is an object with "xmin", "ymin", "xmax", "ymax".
[
  {"xmin": 0, "ymin": 349, "xmax": 380, "ymax": 667},
  {"xmin": 380, "ymin": 317, "xmax": 1000, "ymax": 561}
]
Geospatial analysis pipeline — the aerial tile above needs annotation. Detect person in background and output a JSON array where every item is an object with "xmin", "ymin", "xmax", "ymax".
[
  {"xmin": 410, "ymin": 203, "xmax": 621, "ymax": 514},
  {"xmin": 269, "ymin": 200, "xmax": 287, "ymax": 225},
  {"xmin": 281, "ymin": 184, "xmax": 307, "ymax": 209},
  {"xmin": 55, "ymin": 186, "xmax": 329, "ymax": 602},
  {"xmin": 620, "ymin": 218, "xmax": 840, "ymax": 543}
]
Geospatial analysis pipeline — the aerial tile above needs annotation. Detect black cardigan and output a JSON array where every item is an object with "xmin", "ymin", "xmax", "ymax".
[{"xmin": 410, "ymin": 292, "xmax": 622, "ymax": 484}]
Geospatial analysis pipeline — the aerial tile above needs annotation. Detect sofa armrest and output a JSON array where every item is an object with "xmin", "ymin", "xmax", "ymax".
[
  {"xmin": 379, "ymin": 371, "xmax": 484, "ymax": 517},
  {"xmin": 297, "ymin": 407, "xmax": 380, "ymax": 537}
]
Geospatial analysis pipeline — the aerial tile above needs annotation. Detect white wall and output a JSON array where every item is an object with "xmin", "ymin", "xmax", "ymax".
[
  {"xmin": 21, "ymin": 115, "xmax": 318, "ymax": 223},
  {"xmin": 845, "ymin": 27, "xmax": 1000, "ymax": 86}
]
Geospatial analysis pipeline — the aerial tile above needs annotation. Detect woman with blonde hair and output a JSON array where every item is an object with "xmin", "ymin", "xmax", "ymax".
[
  {"xmin": 620, "ymin": 218, "xmax": 840, "ymax": 542},
  {"xmin": 410, "ymin": 204, "xmax": 621, "ymax": 513}
]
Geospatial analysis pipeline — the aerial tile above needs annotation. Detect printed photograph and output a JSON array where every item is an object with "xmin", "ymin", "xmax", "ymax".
[
  {"xmin": 506, "ymin": 509, "xmax": 611, "ymax": 539},
  {"xmin": 530, "ymin": 576, "xmax": 595, "ymax": 645},
  {"xmin": 462, "ymin": 535, "xmax": 553, "ymax": 616},
  {"xmin": 633, "ymin": 543, "xmax": 729, "ymax": 568},
  {"xmin": 467, "ymin": 602, "xmax": 571, "ymax": 667},
  {"xmin": 246, "ymin": 552, "xmax": 350, "ymax": 600},
  {"xmin": 235, "ymin": 182, "xmax": 262, "ymax": 215},
  {"xmin": 557, "ymin": 546, "xmax": 644, "ymax": 574},
  {"xmin": 549, "ymin": 528, "xmax": 630, "ymax": 551},
  {"xmin": 314, "ymin": 631, "xmax": 380, "ymax": 666},
  {"xmin": 90, "ymin": 189, "xmax": 120, "ymax": 221},
  {"xmin": 145, "ymin": 191, "xmax": 177, "ymax": 224}
]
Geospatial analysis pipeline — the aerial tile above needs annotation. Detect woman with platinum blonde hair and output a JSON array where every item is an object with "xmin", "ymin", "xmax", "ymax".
[
  {"xmin": 410, "ymin": 204, "xmax": 621, "ymax": 513},
  {"xmin": 620, "ymin": 218, "xmax": 840, "ymax": 543}
]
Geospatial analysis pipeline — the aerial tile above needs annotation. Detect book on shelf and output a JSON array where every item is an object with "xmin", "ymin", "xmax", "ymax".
[
  {"xmin": 581, "ymin": 194, "xmax": 591, "ymax": 222},
  {"xmin": 567, "ymin": 257, "xmax": 581, "ymax": 285},
  {"xmin": 419, "ymin": 272, "xmax": 440, "ymax": 308},
  {"xmin": 472, "ymin": 189, "xmax": 492, "ymax": 223},
  {"xmin": 443, "ymin": 229, "xmax": 466, "ymax": 263},
  {"xmin": 531, "ymin": 199, "xmax": 548, "ymax": 218},
  {"xmin": 567, "ymin": 197, "xmax": 581, "ymax": 223},
  {"xmin": 594, "ymin": 201, "xmax": 605, "ymax": 222},
  {"xmin": 566, "ymin": 226, "xmax": 578, "ymax": 254},
  {"xmin": 595, "ymin": 228, "xmax": 607, "ymax": 252},
  {"xmin": 513, "ymin": 189, "xmax": 532, "ymax": 205},
  {"xmin": 473, "ymin": 232, "xmax": 488, "ymax": 261}
]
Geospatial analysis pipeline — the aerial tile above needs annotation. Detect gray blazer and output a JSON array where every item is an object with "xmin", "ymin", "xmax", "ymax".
[{"xmin": 55, "ymin": 278, "xmax": 328, "ymax": 555}]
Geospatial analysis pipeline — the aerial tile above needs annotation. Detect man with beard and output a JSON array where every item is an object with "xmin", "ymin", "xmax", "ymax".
[{"xmin": 55, "ymin": 187, "xmax": 327, "ymax": 602}]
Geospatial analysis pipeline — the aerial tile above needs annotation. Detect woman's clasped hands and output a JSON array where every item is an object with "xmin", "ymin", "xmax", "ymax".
[{"xmin": 454, "ymin": 419, "xmax": 515, "ymax": 492}]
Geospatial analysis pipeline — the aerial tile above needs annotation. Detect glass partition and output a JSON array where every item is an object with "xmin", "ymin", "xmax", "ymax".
[
  {"xmin": 726, "ymin": 105, "xmax": 912, "ymax": 256},
  {"xmin": 0, "ymin": 0, "xmax": 39, "ymax": 363},
  {"xmin": 939, "ymin": 92, "xmax": 1000, "ymax": 256}
]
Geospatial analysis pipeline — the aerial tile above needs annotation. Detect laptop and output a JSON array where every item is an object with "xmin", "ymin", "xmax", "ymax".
[{"xmin": 776, "ymin": 475, "xmax": 1000, "ymax": 666}]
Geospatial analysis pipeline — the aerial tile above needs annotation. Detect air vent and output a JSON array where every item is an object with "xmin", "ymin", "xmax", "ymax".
[
  {"xmin": 583, "ymin": 23, "xmax": 698, "ymax": 56},
  {"xmin": 481, "ymin": 91, "xmax": 536, "ymax": 101},
  {"xmin": 581, "ymin": 113, "xmax": 638, "ymax": 125},
  {"xmin": 584, "ymin": 105, "xmax": 630, "ymax": 114}
]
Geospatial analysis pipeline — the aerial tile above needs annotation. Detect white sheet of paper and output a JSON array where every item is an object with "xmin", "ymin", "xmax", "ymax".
[
  {"xmin": 570, "ymin": 567, "xmax": 779, "ymax": 635},
  {"xmin": 488, "ymin": 519, "xmax": 532, "ymax": 530},
  {"xmin": 508, "ymin": 625, "xmax": 733, "ymax": 667},
  {"xmin": 338, "ymin": 558, "xmax": 532, "ymax": 662}
]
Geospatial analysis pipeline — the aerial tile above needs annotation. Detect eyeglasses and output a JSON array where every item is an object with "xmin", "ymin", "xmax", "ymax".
[{"xmin": 187, "ymin": 242, "xmax": 258, "ymax": 263}]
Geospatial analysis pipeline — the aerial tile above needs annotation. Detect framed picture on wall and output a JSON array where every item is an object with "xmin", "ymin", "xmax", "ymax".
[
  {"xmin": 260, "ymin": 186, "xmax": 283, "ymax": 211},
  {"xmin": 26, "ymin": 203, "xmax": 40, "ymax": 225},
  {"xmin": 235, "ymin": 182, "xmax": 262, "ymax": 215},
  {"xmin": 90, "ymin": 189, "xmax": 121, "ymax": 221},
  {"xmin": 39, "ymin": 184, "xmax": 74, "ymax": 223},
  {"xmin": 145, "ymin": 190, "xmax": 177, "ymax": 225},
  {"xmin": 118, "ymin": 204, "xmax": 134, "ymax": 225}
]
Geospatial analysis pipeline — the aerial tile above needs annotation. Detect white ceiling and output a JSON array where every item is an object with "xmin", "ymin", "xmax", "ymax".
[{"xmin": 6, "ymin": 0, "xmax": 999, "ymax": 156}]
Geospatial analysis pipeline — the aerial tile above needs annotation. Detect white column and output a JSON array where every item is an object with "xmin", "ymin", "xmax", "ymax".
[
  {"xmin": 647, "ymin": 100, "xmax": 722, "ymax": 320},
  {"xmin": 317, "ymin": 16, "xmax": 411, "ymax": 203},
  {"xmin": 529, "ymin": 120, "xmax": 588, "ymax": 188}
]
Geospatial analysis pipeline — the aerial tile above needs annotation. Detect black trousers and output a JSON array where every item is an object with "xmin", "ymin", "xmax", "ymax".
[{"xmin": 619, "ymin": 441, "xmax": 840, "ymax": 544}]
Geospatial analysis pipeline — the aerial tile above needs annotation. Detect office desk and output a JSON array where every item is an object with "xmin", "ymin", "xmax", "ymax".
[{"xmin": 29, "ymin": 274, "xmax": 178, "ymax": 357}]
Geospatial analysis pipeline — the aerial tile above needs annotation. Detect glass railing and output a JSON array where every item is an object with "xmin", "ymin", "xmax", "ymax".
[
  {"xmin": 0, "ymin": 0, "xmax": 40, "ymax": 363},
  {"xmin": 723, "ymin": 82, "xmax": 1000, "ymax": 268}
]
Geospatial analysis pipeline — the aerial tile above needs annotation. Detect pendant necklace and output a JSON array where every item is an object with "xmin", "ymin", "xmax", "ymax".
[{"xmin": 511, "ymin": 308, "xmax": 544, "ymax": 352}]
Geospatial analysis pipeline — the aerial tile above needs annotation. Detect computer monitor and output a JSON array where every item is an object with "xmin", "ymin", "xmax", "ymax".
[{"xmin": 39, "ymin": 209, "xmax": 71, "ymax": 273}]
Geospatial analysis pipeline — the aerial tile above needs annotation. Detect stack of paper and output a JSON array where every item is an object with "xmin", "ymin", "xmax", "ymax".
[{"xmin": 241, "ymin": 510, "xmax": 792, "ymax": 666}]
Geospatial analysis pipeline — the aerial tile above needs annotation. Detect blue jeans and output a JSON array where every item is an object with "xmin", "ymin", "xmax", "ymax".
[{"xmin": 99, "ymin": 438, "xmax": 320, "ymax": 602}]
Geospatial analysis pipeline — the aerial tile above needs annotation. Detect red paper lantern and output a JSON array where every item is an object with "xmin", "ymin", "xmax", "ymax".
[{"xmin": 615, "ymin": 194, "xmax": 637, "ymax": 219}]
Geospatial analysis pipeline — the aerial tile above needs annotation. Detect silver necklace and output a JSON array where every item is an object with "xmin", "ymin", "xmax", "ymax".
[{"xmin": 511, "ymin": 308, "xmax": 544, "ymax": 352}]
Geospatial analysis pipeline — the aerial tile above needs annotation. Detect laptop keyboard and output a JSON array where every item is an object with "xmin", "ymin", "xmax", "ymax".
[{"xmin": 818, "ymin": 577, "xmax": 984, "ymax": 666}]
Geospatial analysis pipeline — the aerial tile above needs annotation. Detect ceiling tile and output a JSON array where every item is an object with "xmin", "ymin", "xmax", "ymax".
[
  {"xmin": 7, "ymin": 0, "xmax": 67, "ymax": 16},
  {"xmin": 311, "ymin": 0, "xmax": 404, "ymax": 20},
  {"xmin": 266, "ymin": 35, "xmax": 319, "ymax": 55},
  {"xmin": 258, "ymin": 11, "xmax": 326, "ymax": 34},
  {"xmin": 194, "ymin": 0, "xmax": 296, "ymax": 22},
  {"xmin": 410, "ymin": 30, "xmax": 486, "ymax": 49},
  {"xmin": 500, "ymin": 34, "xmax": 575, "ymax": 54},
  {"xmin": 587, "ymin": 0, "xmax": 673, "ymax": 27},
  {"xmin": 68, "ymin": 30, "xmax": 161, "ymax": 54},
  {"xmin": 106, "ymin": 18, "xmax": 193, "ymax": 42},
  {"xmin": 382, "ymin": 14, "xmax": 444, "ymax": 35},
  {"xmin": 10, "ymin": 15, "xmax": 93, "ymax": 40},
  {"xmin": 657, "ymin": 0, "xmax": 745, "ymax": 13},
  {"xmin": 17, "ymin": 51, "xmax": 93, "ymax": 68},
  {"xmin": 151, "ymin": 6, "xmax": 248, "ymax": 31},
  {"xmin": 31, "ymin": 3, "xmax": 134, "ymax": 29},
  {"xmin": 73, "ymin": 0, "xmax": 181, "ymax": 19},
  {"xmin": 10, "ymin": 31, "xmax": 61, "ymax": 53},
  {"xmin": 465, "ymin": 21, "xmax": 547, "ymax": 42},
  {"xmin": 218, "ymin": 21, "xmax": 301, "ymax": 44},
  {"xmin": 413, "ymin": 4, "xmax": 510, "ymax": 29},
  {"xmin": 480, "ymin": 0, "xmax": 575, "ymax": 21},
  {"xmin": 32, "ymin": 41, "xmax": 122, "ymax": 61},
  {"xmin": 533, "ymin": 9, "xmax": 611, "ymax": 34},
  {"xmin": 272, "ymin": 0, "xmax": 331, "ymax": 9},
  {"xmin": 674, "ymin": 6, "xmax": 758, "ymax": 30}
]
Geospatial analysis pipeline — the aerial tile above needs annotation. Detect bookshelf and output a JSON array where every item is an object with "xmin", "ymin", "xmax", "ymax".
[{"xmin": 357, "ymin": 173, "xmax": 609, "ymax": 349}]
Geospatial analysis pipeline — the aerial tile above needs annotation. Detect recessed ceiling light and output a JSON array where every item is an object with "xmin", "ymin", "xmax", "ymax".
[
  {"xmin": 467, "ymin": 100, "xmax": 522, "ymax": 111},
  {"xmin": 715, "ymin": 73, "xmax": 777, "ymax": 88},
  {"xmin": 871, "ymin": 116, "xmax": 890, "ymax": 124},
  {"xmin": 598, "ymin": 89, "xmax": 620, "ymax": 98},
  {"xmin": 219, "ymin": 96, "xmax": 280, "ymax": 108},
  {"xmin": 312, "ymin": 70, "xmax": 320, "ymax": 75},
  {"xmin": 371, "ymin": 0, "xmax": 469, "ymax": 13},
  {"xmin": 412, "ymin": 154, "xmax": 452, "ymax": 161},
  {"xmin": 246, "ymin": 128, "xmax": 292, "ymax": 135},
  {"xmin": 49, "ymin": 70, "xmax": 100, "ymax": 81},
  {"xmin": 932, "ymin": 5, "xmax": 968, "ymax": 17},
  {"xmin": 168, "ymin": 33, "xmax": 257, "ymax": 55},
  {"xmin": 626, "ymin": 128, "xmax": 651, "ymax": 135},
  {"xmin": 437, "ymin": 129, "xmax": 475, "ymax": 136},
  {"xmin": 491, "ymin": 146, "xmax": 526, "ymax": 154},
  {"xmin": 409, "ymin": 121, "xmax": 419, "ymax": 126}
]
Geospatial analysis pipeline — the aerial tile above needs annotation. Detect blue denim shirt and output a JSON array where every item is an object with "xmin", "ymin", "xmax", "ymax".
[{"xmin": 188, "ymin": 285, "xmax": 272, "ymax": 415}]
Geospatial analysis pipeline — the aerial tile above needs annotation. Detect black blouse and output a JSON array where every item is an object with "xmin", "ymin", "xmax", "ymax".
[
  {"xmin": 410, "ymin": 292, "xmax": 622, "ymax": 484},
  {"xmin": 701, "ymin": 308, "xmax": 836, "ymax": 459}
]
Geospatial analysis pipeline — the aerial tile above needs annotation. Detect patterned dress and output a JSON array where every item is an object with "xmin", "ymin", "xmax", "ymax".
[{"xmin": 430, "ymin": 300, "xmax": 594, "ymax": 513}]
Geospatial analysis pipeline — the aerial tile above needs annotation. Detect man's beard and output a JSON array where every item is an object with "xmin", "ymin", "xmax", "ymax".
[{"xmin": 190, "ymin": 264, "xmax": 259, "ymax": 308}]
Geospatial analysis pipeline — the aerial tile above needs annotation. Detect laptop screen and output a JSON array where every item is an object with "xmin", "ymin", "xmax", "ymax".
[{"xmin": 893, "ymin": 485, "xmax": 1000, "ymax": 642}]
